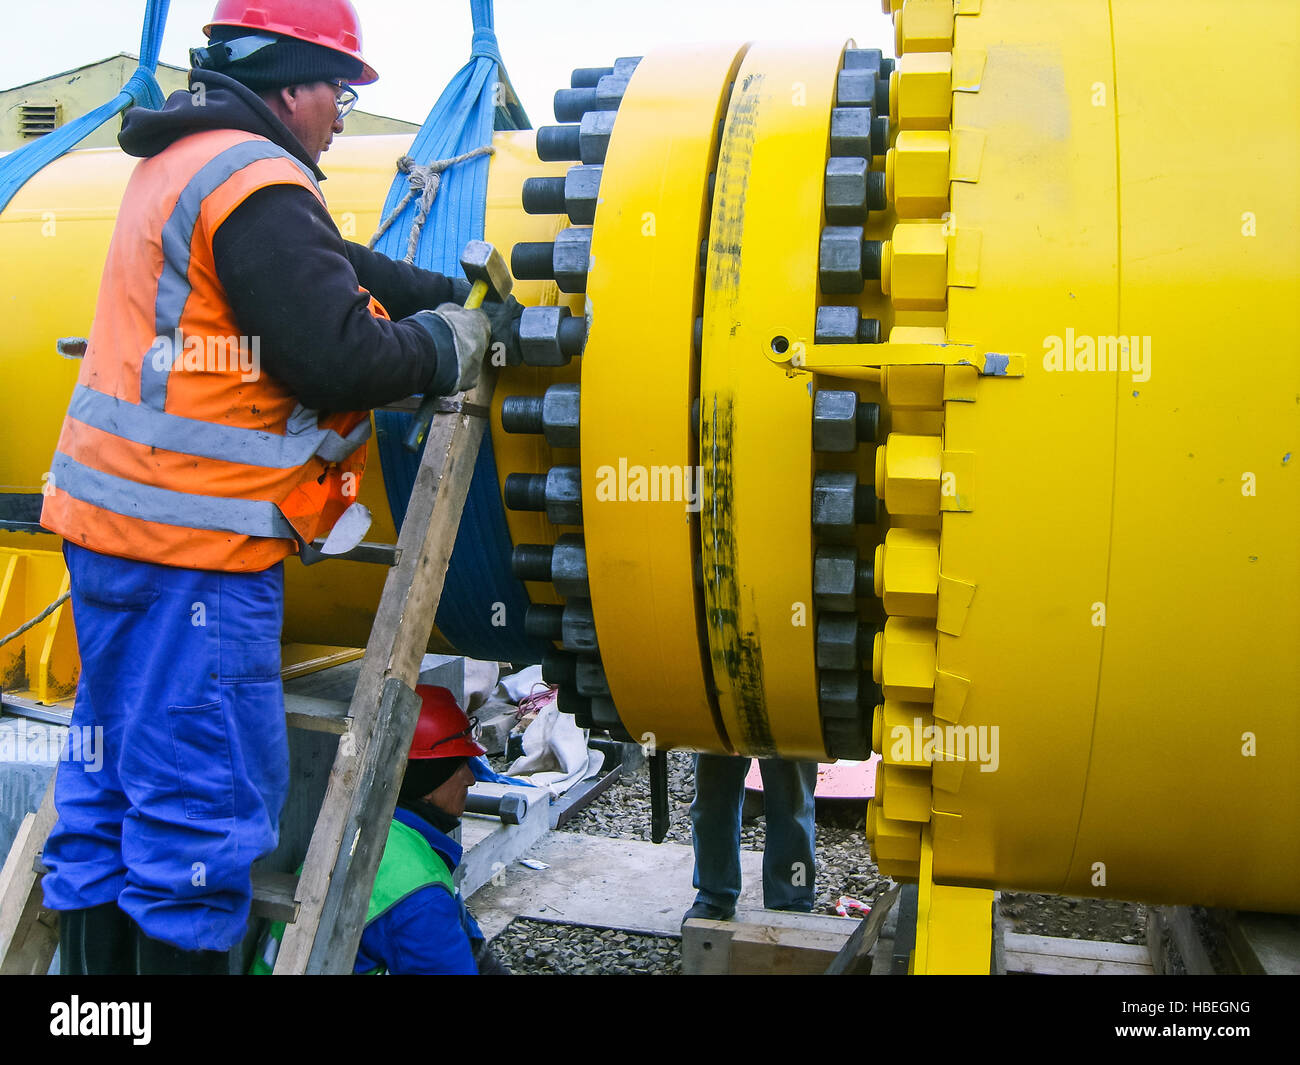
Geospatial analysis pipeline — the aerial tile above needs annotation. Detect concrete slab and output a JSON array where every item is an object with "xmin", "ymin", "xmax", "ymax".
[
  {"xmin": 467, "ymin": 833, "xmax": 769, "ymax": 939},
  {"xmin": 456, "ymin": 782, "xmax": 551, "ymax": 899}
]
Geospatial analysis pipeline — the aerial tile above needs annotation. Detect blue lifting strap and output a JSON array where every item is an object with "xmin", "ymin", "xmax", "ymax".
[
  {"xmin": 371, "ymin": 0, "xmax": 548, "ymax": 663},
  {"xmin": 0, "ymin": 0, "xmax": 170, "ymax": 216}
]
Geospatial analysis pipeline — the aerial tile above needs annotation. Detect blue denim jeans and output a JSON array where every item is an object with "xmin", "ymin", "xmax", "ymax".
[
  {"xmin": 43, "ymin": 543, "xmax": 288, "ymax": 951},
  {"xmin": 690, "ymin": 754, "xmax": 817, "ymax": 912}
]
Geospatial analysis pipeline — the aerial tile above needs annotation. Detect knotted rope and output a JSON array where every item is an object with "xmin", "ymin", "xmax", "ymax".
[{"xmin": 368, "ymin": 146, "xmax": 495, "ymax": 264}]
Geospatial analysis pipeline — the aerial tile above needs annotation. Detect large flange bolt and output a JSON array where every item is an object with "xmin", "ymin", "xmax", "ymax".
[
  {"xmin": 502, "ymin": 383, "xmax": 581, "ymax": 448},
  {"xmin": 504, "ymin": 466, "xmax": 583, "ymax": 525},
  {"xmin": 511, "ymin": 533, "xmax": 590, "ymax": 599},
  {"xmin": 553, "ymin": 74, "xmax": 629, "ymax": 122},
  {"xmin": 511, "ymin": 227, "xmax": 593, "ymax": 294},
  {"xmin": 819, "ymin": 226, "xmax": 886, "ymax": 295},
  {"xmin": 812, "ymin": 470, "xmax": 880, "ymax": 540},
  {"xmin": 814, "ymin": 546, "xmax": 875, "ymax": 613},
  {"xmin": 522, "ymin": 164, "xmax": 603, "ymax": 225},
  {"xmin": 536, "ymin": 111, "xmax": 618, "ymax": 164},
  {"xmin": 513, "ymin": 306, "xmax": 588, "ymax": 367},
  {"xmin": 815, "ymin": 306, "xmax": 881, "ymax": 346},
  {"xmin": 524, "ymin": 599, "xmax": 598, "ymax": 653},
  {"xmin": 812, "ymin": 390, "xmax": 880, "ymax": 453}
]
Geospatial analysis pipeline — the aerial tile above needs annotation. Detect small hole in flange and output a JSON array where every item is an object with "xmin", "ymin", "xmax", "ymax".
[{"xmin": 771, "ymin": 335, "xmax": 790, "ymax": 355}]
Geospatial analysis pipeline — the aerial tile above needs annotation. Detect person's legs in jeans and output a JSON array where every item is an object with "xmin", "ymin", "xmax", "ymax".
[
  {"xmin": 689, "ymin": 753, "xmax": 752, "ymax": 914},
  {"xmin": 757, "ymin": 758, "xmax": 817, "ymax": 911},
  {"xmin": 45, "ymin": 544, "xmax": 289, "ymax": 957}
]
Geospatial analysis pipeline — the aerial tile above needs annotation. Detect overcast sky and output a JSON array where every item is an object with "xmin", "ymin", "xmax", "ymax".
[{"xmin": 2, "ymin": 0, "xmax": 894, "ymax": 125}]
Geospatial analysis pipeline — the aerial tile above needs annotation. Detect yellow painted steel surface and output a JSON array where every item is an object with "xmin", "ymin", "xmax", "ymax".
[
  {"xmin": 580, "ymin": 44, "xmax": 746, "ymax": 752},
  {"xmin": 3, "ymin": 0, "xmax": 1298, "ymax": 962},
  {"xmin": 699, "ymin": 42, "xmax": 850, "ymax": 761}
]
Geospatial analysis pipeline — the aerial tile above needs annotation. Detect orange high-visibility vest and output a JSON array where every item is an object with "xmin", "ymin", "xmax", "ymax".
[{"xmin": 42, "ymin": 128, "xmax": 380, "ymax": 572}]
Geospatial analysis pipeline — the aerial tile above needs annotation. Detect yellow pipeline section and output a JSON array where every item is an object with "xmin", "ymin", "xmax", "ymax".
[{"xmin": 1, "ymin": 0, "xmax": 1296, "ymax": 969}]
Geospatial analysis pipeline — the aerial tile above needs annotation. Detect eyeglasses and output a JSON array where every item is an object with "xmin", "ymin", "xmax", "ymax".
[
  {"xmin": 330, "ymin": 81, "xmax": 358, "ymax": 120},
  {"xmin": 429, "ymin": 717, "xmax": 482, "ymax": 751}
]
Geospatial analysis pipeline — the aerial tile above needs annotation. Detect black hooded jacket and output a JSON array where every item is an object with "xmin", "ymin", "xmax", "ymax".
[{"xmin": 117, "ymin": 70, "xmax": 460, "ymax": 409}]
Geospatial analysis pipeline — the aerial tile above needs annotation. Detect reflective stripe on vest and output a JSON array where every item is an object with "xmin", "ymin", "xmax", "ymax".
[
  {"xmin": 43, "ymin": 130, "xmax": 373, "ymax": 564},
  {"xmin": 142, "ymin": 139, "xmax": 321, "ymax": 411},
  {"xmin": 66, "ymin": 384, "xmax": 371, "ymax": 469},
  {"xmin": 49, "ymin": 452, "xmax": 296, "ymax": 540}
]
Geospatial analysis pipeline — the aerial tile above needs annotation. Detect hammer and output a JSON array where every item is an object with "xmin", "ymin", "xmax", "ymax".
[{"xmin": 404, "ymin": 239, "xmax": 513, "ymax": 452}]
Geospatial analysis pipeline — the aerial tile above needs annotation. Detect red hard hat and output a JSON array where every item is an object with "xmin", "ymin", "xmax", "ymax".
[
  {"xmin": 204, "ymin": 0, "xmax": 379, "ymax": 84},
  {"xmin": 409, "ymin": 686, "xmax": 487, "ymax": 761}
]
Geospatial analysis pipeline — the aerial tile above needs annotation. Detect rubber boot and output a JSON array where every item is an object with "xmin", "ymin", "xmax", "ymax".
[
  {"xmin": 133, "ymin": 926, "xmax": 231, "ymax": 975},
  {"xmin": 58, "ymin": 901, "xmax": 135, "ymax": 975}
]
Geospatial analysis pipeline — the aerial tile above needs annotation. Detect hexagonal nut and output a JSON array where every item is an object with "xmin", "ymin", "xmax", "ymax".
[
  {"xmin": 896, "ymin": 0, "xmax": 954, "ymax": 54},
  {"xmin": 579, "ymin": 110, "xmax": 617, "ymax": 164},
  {"xmin": 552, "ymin": 227, "xmax": 592, "ymax": 293},
  {"xmin": 575, "ymin": 656, "xmax": 609, "ymax": 697},
  {"xmin": 819, "ymin": 225, "xmax": 865, "ymax": 295},
  {"xmin": 816, "ymin": 613, "xmax": 863, "ymax": 670},
  {"xmin": 897, "ymin": 52, "xmax": 952, "ymax": 131},
  {"xmin": 818, "ymin": 668, "xmax": 861, "ymax": 719},
  {"xmin": 823, "ymin": 715, "xmax": 870, "ymax": 760},
  {"xmin": 594, "ymin": 74, "xmax": 628, "ymax": 111},
  {"xmin": 814, "ymin": 546, "xmax": 859, "ymax": 612},
  {"xmin": 564, "ymin": 164, "xmax": 603, "ymax": 225},
  {"xmin": 824, "ymin": 157, "xmax": 869, "ymax": 224},
  {"xmin": 550, "ymin": 532, "xmax": 589, "ymax": 599},
  {"xmin": 875, "ymin": 434, "xmax": 941, "ymax": 516},
  {"xmin": 560, "ymin": 598, "xmax": 598, "ymax": 652},
  {"xmin": 541, "ymin": 383, "xmax": 581, "ymax": 449},
  {"xmin": 843, "ymin": 47, "xmax": 883, "ymax": 73},
  {"xmin": 887, "ymin": 222, "xmax": 947, "ymax": 311},
  {"xmin": 519, "ymin": 306, "xmax": 571, "ymax": 366},
  {"xmin": 544, "ymin": 465, "xmax": 584, "ymax": 526},
  {"xmin": 891, "ymin": 130, "xmax": 950, "ymax": 218},
  {"xmin": 812, "ymin": 470, "xmax": 862, "ymax": 536},
  {"xmin": 830, "ymin": 107, "xmax": 872, "ymax": 158},
  {"xmin": 815, "ymin": 305, "xmax": 858, "ymax": 345},
  {"xmin": 813, "ymin": 389, "xmax": 860, "ymax": 453},
  {"xmin": 837, "ymin": 69, "xmax": 876, "ymax": 109}
]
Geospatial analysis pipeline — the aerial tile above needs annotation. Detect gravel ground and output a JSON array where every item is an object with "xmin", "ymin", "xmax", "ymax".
[
  {"xmin": 487, "ymin": 747, "xmax": 1147, "ymax": 974},
  {"xmin": 491, "ymin": 919, "xmax": 681, "ymax": 975}
]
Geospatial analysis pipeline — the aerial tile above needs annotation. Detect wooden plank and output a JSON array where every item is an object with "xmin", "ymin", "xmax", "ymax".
[
  {"xmin": 825, "ymin": 883, "xmax": 900, "ymax": 975},
  {"xmin": 729, "ymin": 925, "xmax": 851, "ymax": 974},
  {"xmin": 250, "ymin": 868, "xmax": 300, "ymax": 925},
  {"xmin": 0, "ymin": 776, "xmax": 59, "ymax": 975},
  {"xmin": 273, "ymin": 372, "xmax": 495, "ymax": 975},
  {"xmin": 283, "ymin": 693, "xmax": 351, "ymax": 735},
  {"xmin": 1004, "ymin": 932, "xmax": 1153, "ymax": 975},
  {"xmin": 681, "ymin": 918, "xmax": 738, "ymax": 975}
]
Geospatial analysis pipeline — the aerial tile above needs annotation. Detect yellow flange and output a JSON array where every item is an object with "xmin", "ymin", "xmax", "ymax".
[
  {"xmin": 580, "ymin": 44, "xmax": 749, "ymax": 752},
  {"xmin": 699, "ymin": 42, "xmax": 852, "ymax": 760}
]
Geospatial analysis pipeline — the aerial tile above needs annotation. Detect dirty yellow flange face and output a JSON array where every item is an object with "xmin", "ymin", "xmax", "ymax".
[
  {"xmin": 581, "ymin": 44, "xmax": 749, "ymax": 752},
  {"xmin": 699, "ymin": 42, "xmax": 850, "ymax": 761}
]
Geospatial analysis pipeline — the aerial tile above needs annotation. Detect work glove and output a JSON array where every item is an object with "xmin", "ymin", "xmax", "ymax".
[
  {"xmin": 482, "ymin": 293, "xmax": 525, "ymax": 366},
  {"xmin": 411, "ymin": 303, "xmax": 492, "ymax": 394},
  {"xmin": 449, "ymin": 277, "xmax": 474, "ymax": 305}
]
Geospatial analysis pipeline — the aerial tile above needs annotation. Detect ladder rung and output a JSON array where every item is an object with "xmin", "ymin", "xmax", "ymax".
[
  {"xmin": 305, "ymin": 541, "xmax": 401, "ymax": 566},
  {"xmin": 251, "ymin": 869, "xmax": 300, "ymax": 924},
  {"xmin": 284, "ymin": 694, "xmax": 351, "ymax": 734}
]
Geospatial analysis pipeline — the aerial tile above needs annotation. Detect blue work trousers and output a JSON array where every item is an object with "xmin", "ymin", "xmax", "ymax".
[
  {"xmin": 690, "ymin": 754, "xmax": 818, "ymax": 912},
  {"xmin": 42, "ymin": 543, "xmax": 288, "ymax": 952}
]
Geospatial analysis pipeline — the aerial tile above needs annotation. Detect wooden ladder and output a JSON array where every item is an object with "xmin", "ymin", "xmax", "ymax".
[{"xmin": 0, "ymin": 374, "xmax": 496, "ymax": 975}]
